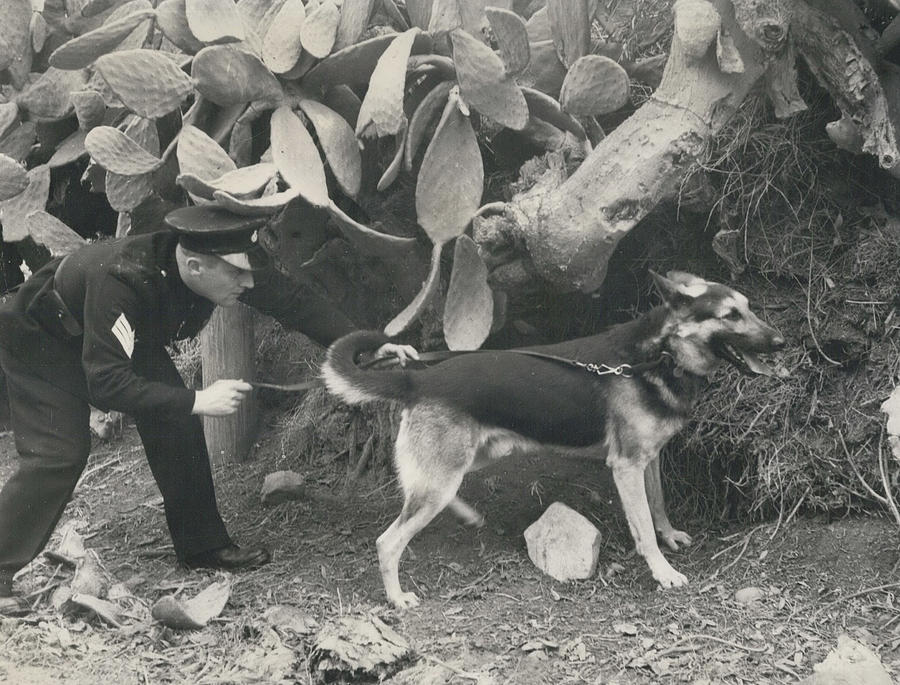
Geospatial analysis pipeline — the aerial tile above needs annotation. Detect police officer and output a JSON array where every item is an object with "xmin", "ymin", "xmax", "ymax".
[{"xmin": 0, "ymin": 206, "xmax": 415, "ymax": 615}]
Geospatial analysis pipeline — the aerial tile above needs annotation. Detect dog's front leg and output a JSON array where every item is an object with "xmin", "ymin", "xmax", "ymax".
[
  {"xmin": 612, "ymin": 462, "xmax": 688, "ymax": 589},
  {"xmin": 644, "ymin": 456, "xmax": 692, "ymax": 551}
]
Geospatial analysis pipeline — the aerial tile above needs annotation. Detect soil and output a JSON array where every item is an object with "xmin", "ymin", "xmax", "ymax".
[{"xmin": 1, "ymin": 418, "xmax": 899, "ymax": 684}]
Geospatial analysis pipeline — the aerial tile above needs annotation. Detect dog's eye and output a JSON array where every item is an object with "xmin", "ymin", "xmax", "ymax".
[{"xmin": 724, "ymin": 308, "xmax": 742, "ymax": 321}]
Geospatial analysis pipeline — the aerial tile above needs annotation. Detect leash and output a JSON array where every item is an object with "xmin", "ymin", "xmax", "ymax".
[
  {"xmin": 249, "ymin": 354, "xmax": 400, "ymax": 392},
  {"xmin": 499, "ymin": 348, "xmax": 672, "ymax": 378},
  {"xmin": 249, "ymin": 348, "xmax": 673, "ymax": 393},
  {"xmin": 250, "ymin": 379, "xmax": 323, "ymax": 391}
]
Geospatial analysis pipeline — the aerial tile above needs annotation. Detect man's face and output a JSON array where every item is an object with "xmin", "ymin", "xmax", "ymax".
[{"xmin": 194, "ymin": 255, "xmax": 255, "ymax": 307}]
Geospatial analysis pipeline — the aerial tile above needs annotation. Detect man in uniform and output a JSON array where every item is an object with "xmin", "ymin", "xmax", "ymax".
[{"xmin": 0, "ymin": 206, "xmax": 415, "ymax": 615}]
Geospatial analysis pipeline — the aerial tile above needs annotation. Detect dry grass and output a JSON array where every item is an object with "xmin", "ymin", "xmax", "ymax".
[
  {"xmin": 653, "ymin": 82, "xmax": 900, "ymax": 525},
  {"xmin": 274, "ymin": 386, "xmax": 400, "ymax": 484},
  {"xmin": 595, "ymin": 0, "xmax": 675, "ymax": 62}
]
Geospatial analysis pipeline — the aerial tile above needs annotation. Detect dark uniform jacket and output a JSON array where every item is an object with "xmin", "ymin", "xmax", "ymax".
[{"xmin": 0, "ymin": 231, "xmax": 355, "ymax": 414}]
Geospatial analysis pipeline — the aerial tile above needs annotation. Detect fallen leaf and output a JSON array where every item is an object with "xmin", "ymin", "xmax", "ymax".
[
  {"xmin": 311, "ymin": 615, "xmax": 412, "ymax": 680},
  {"xmin": 151, "ymin": 577, "xmax": 231, "ymax": 630},
  {"xmin": 70, "ymin": 593, "xmax": 124, "ymax": 628},
  {"xmin": 56, "ymin": 522, "xmax": 88, "ymax": 561}
]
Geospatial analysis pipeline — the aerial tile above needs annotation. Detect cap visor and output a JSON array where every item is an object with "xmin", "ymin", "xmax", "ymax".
[{"xmin": 218, "ymin": 247, "xmax": 269, "ymax": 271}]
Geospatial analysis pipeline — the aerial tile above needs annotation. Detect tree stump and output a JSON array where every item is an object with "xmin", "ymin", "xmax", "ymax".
[{"xmin": 200, "ymin": 304, "xmax": 257, "ymax": 465}]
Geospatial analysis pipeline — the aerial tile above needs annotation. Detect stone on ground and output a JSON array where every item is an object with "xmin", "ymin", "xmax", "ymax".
[
  {"xmin": 260, "ymin": 470, "xmax": 307, "ymax": 505},
  {"xmin": 733, "ymin": 586, "xmax": 764, "ymax": 605},
  {"xmin": 801, "ymin": 634, "xmax": 892, "ymax": 685},
  {"xmin": 523, "ymin": 501, "xmax": 602, "ymax": 581}
]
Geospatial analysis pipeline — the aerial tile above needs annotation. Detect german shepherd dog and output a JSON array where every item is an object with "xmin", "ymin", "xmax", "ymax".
[{"xmin": 322, "ymin": 272, "xmax": 785, "ymax": 609}]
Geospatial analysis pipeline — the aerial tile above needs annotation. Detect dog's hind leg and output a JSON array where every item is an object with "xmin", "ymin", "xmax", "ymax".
[
  {"xmin": 377, "ymin": 487, "xmax": 461, "ymax": 609},
  {"xmin": 644, "ymin": 456, "xmax": 692, "ymax": 551},
  {"xmin": 611, "ymin": 459, "xmax": 688, "ymax": 589},
  {"xmin": 377, "ymin": 407, "xmax": 473, "ymax": 609}
]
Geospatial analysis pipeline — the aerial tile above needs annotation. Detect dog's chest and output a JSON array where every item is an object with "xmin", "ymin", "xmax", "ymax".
[{"xmin": 603, "ymin": 376, "xmax": 691, "ymax": 454}]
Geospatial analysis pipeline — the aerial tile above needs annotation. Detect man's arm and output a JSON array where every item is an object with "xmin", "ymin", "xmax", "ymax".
[
  {"xmin": 241, "ymin": 267, "xmax": 357, "ymax": 346},
  {"xmin": 245, "ymin": 268, "xmax": 420, "ymax": 364}
]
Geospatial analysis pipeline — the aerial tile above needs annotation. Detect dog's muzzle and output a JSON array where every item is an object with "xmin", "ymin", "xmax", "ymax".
[{"xmin": 712, "ymin": 332, "xmax": 786, "ymax": 377}]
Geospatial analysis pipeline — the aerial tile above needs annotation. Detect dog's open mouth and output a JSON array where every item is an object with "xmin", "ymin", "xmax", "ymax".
[{"xmin": 713, "ymin": 340, "xmax": 784, "ymax": 377}]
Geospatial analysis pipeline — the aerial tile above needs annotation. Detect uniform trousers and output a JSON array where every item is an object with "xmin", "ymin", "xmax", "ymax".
[{"xmin": 0, "ymin": 345, "xmax": 231, "ymax": 579}]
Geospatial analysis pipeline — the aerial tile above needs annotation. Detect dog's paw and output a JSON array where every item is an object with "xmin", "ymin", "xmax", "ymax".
[
  {"xmin": 653, "ymin": 566, "xmax": 688, "ymax": 589},
  {"xmin": 660, "ymin": 529, "xmax": 692, "ymax": 551},
  {"xmin": 468, "ymin": 513, "xmax": 486, "ymax": 528},
  {"xmin": 389, "ymin": 591, "xmax": 421, "ymax": 610}
]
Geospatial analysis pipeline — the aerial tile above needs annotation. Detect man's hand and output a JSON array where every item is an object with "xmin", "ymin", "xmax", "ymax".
[
  {"xmin": 192, "ymin": 379, "xmax": 253, "ymax": 416},
  {"xmin": 373, "ymin": 342, "xmax": 420, "ymax": 366}
]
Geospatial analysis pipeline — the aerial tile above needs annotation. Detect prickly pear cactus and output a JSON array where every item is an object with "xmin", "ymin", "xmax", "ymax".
[{"xmin": 0, "ymin": 0, "xmax": 632, "ymax": 347}]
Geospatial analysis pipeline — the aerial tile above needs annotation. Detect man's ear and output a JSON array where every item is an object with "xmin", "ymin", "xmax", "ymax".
[
  {"xmin": 649, "ymin": 270, "xmax": 691, "ymax": 308},
  {"xmin": 184, "ymin": 254, "xmax": 204, "ymax": 276}
]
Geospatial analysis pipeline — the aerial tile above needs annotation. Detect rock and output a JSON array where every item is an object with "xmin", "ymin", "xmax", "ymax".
[
  {"xmin": 89, "ymin": 407, "xmax": 123, "ymax": 440},
  {"xmin": 260, "ymin": 470, "xmax": 308, "ymax": 505},
  {"xmin": 801, "ymin": 635, "xmax": 892, "ymax": 685},
  {"xmin": 523, "ymin": 502, "xmax": 602, "ymax": 581},
  {"xmin": 263, "ymin": 604, "xmax": 319, "ymax": 635},
  {"xmin": 733, "ymin": 586, "xmax": 764, "ymax": 605}
]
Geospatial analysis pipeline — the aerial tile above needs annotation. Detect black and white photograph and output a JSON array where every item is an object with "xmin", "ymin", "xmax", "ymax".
[{"xmin": 0, "ymin": 0, "xmax": 899, "ymax": 682}]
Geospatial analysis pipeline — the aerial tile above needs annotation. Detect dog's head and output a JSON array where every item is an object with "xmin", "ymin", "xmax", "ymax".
[{"xmin": 650, "ymin": 270, "xmax": 786, "ymax": 377}]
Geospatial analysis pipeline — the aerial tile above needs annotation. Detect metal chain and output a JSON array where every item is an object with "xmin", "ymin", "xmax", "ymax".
[{"xmin": 572, "ymin": 361, "xmax": 634, "ymax": 378}]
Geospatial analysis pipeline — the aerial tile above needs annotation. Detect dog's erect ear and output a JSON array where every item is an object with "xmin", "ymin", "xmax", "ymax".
[
  {"xmin": 650, "ymin": 270, "xmax": 708, "ymax": 307},
  {"xmin": 665, "ymin": 271, "xmax": 707, "ymax": 289},
  {"xmin": 650, "ymin": 270, "xmax": 686, "ymax": 307}
]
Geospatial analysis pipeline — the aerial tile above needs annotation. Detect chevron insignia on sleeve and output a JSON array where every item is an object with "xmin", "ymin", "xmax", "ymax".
[{"xmin": 111, "ymin": 313, "xmax": 135, "ymax": 358}]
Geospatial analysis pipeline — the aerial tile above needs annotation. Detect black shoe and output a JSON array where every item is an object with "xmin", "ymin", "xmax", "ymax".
[{"xmin": 183, "ymin": 544, "xmax": 271, "ymax": 571}]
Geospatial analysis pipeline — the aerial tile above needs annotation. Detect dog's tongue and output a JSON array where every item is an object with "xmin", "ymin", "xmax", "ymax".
[{"xmin": 740, "ymin": 351, "xmax": 786, "ymax": 378}]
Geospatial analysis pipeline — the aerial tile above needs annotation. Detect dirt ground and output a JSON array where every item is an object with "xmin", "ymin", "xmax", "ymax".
[{"xmin": 1, "ymin": 418, "xmax": 899, "ymax": 684}]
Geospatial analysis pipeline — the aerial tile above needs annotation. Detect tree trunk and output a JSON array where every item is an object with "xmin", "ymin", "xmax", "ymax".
[
  {"xmin": 476, "ymin": 0, "xmax": 899, "ymax": 293},
  {"xmin": 201, "ymin": 304, "xmax": 257, "ymax": 465},
  {"xmin": 794, "ymin": 0, "xmax": 900, "ymax": 173}
]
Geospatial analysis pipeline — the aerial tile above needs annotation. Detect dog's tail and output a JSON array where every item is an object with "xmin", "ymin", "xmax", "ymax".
[{"xmin": 321, "ymin": 330, "xmax": 414, "ymax": 405}]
